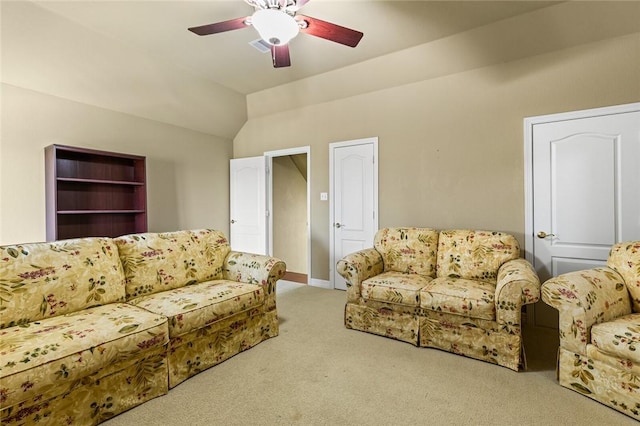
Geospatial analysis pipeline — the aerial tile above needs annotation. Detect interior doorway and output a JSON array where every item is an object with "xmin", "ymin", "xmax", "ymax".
[
  {"xmin": 266, "ymin": 147, "xmax": 311, "ymax": 284},
  {"xmin": 524, "ymin": 102, "xmax": 640, "ymax": 327},
  {"xmin": 329, "ymin": 137, "xmax": 379, "ymax": 290}
]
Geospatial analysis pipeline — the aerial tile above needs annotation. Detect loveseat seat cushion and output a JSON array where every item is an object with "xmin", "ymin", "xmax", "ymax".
[
  {"xmin": 436, "ymin": 230, "xmax": 520, "ymax": 284},
  {"xmin": 419, "ymin": 277, "xmax": 496, "ymax": 320},
  {"xmin": 362, "ymin": 271, "xmax": 432, "ymax": 307},
  {"xmin": 590, "ymin": 313, "xmax": 640, "ymax": 364},
  {"xmin": 127, "ymin": 280, "xmax": 264, "ymax": 338},
  {"xmin": 0, "ymin": 237, "xmax": 125, "ymax": 329},
  {"xmin": 0, "ymin": 303, "xmax": 168, "ymax": 409},
  {"xmin": 115, "ymin": 229, "xmax": 231, "ymax": 300},
  {"xmin": 374, "ymin": 228, "xmax": 439, "ymax": 277}
]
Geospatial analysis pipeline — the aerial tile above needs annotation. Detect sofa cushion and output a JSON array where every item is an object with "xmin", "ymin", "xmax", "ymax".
[
  {"xmin": 436, "ymin": 230, "xmax": 520, "ymax": 284},
  {"xmin": 0, "ymin": 303, "xmax": 168, "ymax": 408},
  {"xmin": 127, "ymin": 281, "xmax": 265, "ymax": 338},
  {"xmin": 115, "ymin": 229, "xmax": 231, "ymax": 300},
  {"xmin": 591, "ymin": 313, "xmax": 640, "ymax": 364},
  {"xmin": 374, "ymin": 227, "xmax": 439, "ymax": 277},
  {"xmin": 0, "ymin": 237, "xmax": 125, "ymax": 328},
  {"xmin": 419, "ymin": 277, "xmax": 496, "ymax": 320},
  {"xmin": 607, "ymin": 241, "xmax": 640, "ymax": 312},
  {"xmin": 362, "ymin": 271, "xmax": 432, "ymax": 307}
]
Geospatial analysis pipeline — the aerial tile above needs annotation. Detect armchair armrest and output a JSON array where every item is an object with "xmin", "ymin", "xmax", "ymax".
[
  {"xmin": 541, "ymin": 267, "xmax": 632, "ymax": 355},
  {"xmin": 223, "ymin": 251, "xmax": 286, "ymax": 297},
  {"xmin": 336, "ymin": 248, "xmax": 384, "ymax": 303},
  {"xmin": 495, "ymin": 259, "xmax": 540, "ymax": 328}
]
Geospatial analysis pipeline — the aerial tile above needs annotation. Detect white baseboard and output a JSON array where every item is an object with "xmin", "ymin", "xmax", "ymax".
[{"xmin": 310, "ymin": 278, "xmax": 332, "ymax": 289}]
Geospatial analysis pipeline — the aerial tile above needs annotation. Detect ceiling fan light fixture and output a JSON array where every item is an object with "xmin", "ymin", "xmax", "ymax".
[{"xmin": 251, "ymin": 9, "xmax": 299, "ymax": 46}]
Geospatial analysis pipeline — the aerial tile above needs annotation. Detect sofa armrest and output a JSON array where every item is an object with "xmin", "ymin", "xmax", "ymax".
[
  {"xmin": 495, "ymin": 259, "xmax": 541, "ymax": 328},
  {"xmin": 336, "ymin": 248, "xmax": 384, "ymax": 303},
  {"xmin": 541, "ymin": 267, "xmax": 632, "ymax": 355},
  {"xmin": 223, "ymin": 251, "xmax": 286, "ymax": 297}
]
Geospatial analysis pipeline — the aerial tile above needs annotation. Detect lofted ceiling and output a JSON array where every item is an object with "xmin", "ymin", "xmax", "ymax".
[
  {"xmin": 33, "ymin": 0, "xmax": 559, "ymax": 95},
  {"xmin": 7, "ymin": 1, "xmax": 637, "ymax": 139}
]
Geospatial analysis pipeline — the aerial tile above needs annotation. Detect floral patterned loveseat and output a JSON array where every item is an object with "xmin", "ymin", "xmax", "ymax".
[
  {"xmin": 541, "ymin": 241, "xmax": 640, "ymax": 420},
  {"xmin": 337, "ymin": 227, "xmax": 540, "ymax": 371},
  {"xmin": 0, "ymin": 229, "xmax": 285, "ymax": 425}
]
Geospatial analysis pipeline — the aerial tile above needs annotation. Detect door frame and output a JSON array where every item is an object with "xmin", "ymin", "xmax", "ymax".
[
  {"xmin": 329, "ymin": 137, "xmax": 379, "ymax": 290},
  {"xmin": 264, "ymin": 146, "xmax": 311, "ymax": 283},
  {"xmin": 523, "ymin": 101, "xmax": 640, "ymax": 323}
]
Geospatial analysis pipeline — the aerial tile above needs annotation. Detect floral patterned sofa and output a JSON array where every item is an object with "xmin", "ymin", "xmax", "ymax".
[
  {"xmin": 541, "ymin": 241, "xmax": 640, "ymax": 420},
  {"xmin": 0, "ymin": 229, "xmax": 285, "ymax": 425},
  {"xmin": 337, "ymin": 227, "xmax": 540, "ymax": 371}
]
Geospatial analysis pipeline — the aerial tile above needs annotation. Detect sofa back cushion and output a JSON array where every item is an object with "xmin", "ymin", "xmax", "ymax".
[
  {"xmin": 374, "ymin": 227, "xmax": 439, "ymax": 277},
  {"xmin": 436, "ymin": 230, "xmax": 520, "ymax": 284},
  {"xmin": 115, "ymin": 229, "xmax": 230, "ymax": 300},
  {"xmin": 0, "ymin": 237, "xmax": 125, "ymax": 328},
  {"xmin": 608, "ymin": 241, "xmax": 640, "ymax": 312}
]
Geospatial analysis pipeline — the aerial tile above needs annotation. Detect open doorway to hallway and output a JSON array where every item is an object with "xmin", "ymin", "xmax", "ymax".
[{"xmin": 267, "ymin": 148, "xmax": 310, "ymax": 284}]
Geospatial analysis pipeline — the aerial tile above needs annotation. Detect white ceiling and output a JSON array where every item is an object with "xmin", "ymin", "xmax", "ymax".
[{"xmin": 34, "ymin": 0, "xmax": 559, "ymax": 95}]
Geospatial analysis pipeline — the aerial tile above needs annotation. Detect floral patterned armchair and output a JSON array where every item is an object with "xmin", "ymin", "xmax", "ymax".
[
  {"xmin": 338, "ymin": 227, "xmax": 540, "ymax": 371},
  {"xmin": 541, "ymin": 241, "xmax": 640, "ymax": 420}
]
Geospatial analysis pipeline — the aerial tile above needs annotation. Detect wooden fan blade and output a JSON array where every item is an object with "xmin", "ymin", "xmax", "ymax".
[
  {"xmin": 188, "ymin": 17, "xmax": 250, "ymax": 36},
  {"xmin": 297, "ymin": 15, "xmax": 363, "ymax": 47},
  {"xmin": 271, "ymin": 44, "xmax": 291, "ymax": 68}
]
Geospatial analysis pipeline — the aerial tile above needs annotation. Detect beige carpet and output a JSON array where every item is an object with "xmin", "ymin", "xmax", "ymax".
[{"xmin": 104, "ymin": 283, "xmax": 636, "ymax": 425}]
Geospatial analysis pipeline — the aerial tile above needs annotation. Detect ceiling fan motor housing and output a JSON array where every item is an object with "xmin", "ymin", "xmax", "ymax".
[{"xmin": 251, "ymin": 9, "xmax": 300, "ymax": 46}]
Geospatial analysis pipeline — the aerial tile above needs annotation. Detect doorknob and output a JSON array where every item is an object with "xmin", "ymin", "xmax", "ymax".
[
  {"xmin": 537, "ymin": 231, "xmax": 555, "ymax": 239},
  {"xmin": 231, "ymin": 220, "xmax": 236, "ymax": 224},
  {"xmin": 335, "ymin": 223, "xmax": 344, "ymax": 228}
]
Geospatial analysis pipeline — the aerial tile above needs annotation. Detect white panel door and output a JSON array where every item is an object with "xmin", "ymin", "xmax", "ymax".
[
  {"xmin": 229, "ymin": 156, "xmax": 267, "ymax": 255},
  {"xmin": 531, "ymin": 108, "xmax": 640, "ymax": 327},
  {"xmin": 330, "ymin": 138, "xmax": 378, "ymax": 290}
]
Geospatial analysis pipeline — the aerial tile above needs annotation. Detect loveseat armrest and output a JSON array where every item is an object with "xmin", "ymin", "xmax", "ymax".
[
  {"xmin": 541, "ymin": 267, "xmax": 632, "ymax": 355},
  {"xmin": 223, "ymin": 251, "xmax": 287, "ymax": 297},
  {"xmin": 337, "ymin": 248, "xmax": 384, "ymax": 303},
  {"xmin": 495, "ymin": 259, "xmax": 540, "ymax": 328}
]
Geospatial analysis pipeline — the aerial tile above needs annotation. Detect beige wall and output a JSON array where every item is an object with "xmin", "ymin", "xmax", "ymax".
[
  {"xmin": 272, "ymin": 155, "xmax": 307, "ymax": 274},
  {"xmin": 2, "ymin": 1, "xmax": 639, "ymax": 283},
  {"xmin": 0, "ymin": 0, "xmax": 237, "ymax": 245},
  {"xmin": 234, "ymin": 33, "xmax": 640, "ymax": 281},
  {"xmin": 0, "ymin": 84, "xmax": 232, "ymax": 245}
]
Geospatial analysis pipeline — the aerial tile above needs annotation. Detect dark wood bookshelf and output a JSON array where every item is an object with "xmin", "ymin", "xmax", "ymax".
[{"xmin": 45, "ymin": 144, "xmax": 147, "ymax": 241}]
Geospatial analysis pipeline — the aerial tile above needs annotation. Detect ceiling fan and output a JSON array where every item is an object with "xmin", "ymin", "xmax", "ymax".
[{"xmin": 188, "ymin": 0, "xmax": 364, "ymax": 68}]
